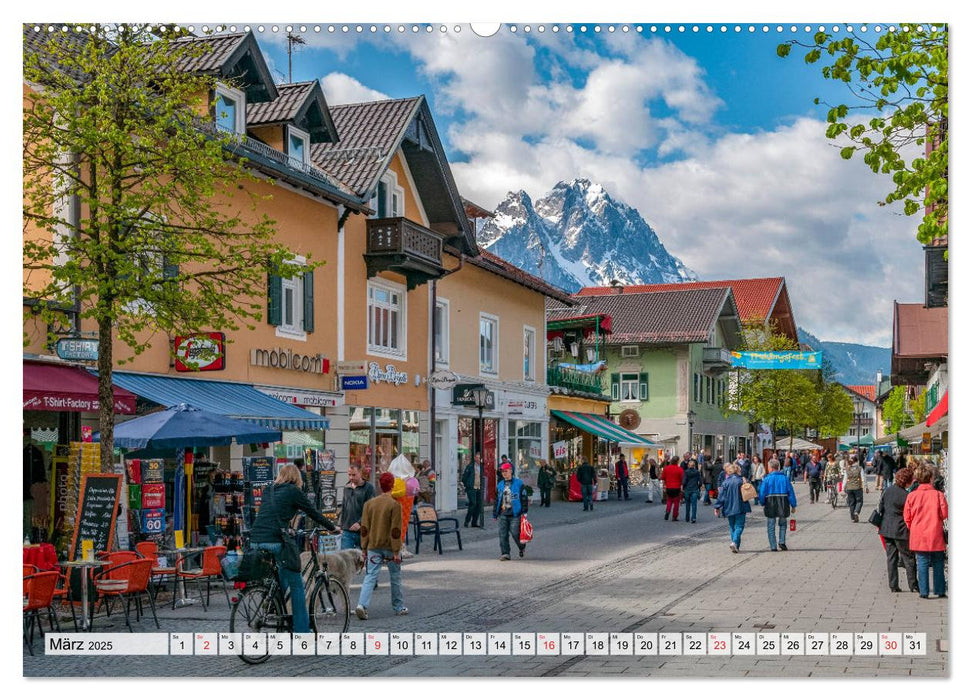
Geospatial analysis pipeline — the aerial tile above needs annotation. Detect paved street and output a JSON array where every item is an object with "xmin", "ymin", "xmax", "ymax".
[{"xmin": 24, "ymin": 477, "xmax": 948, "ymax": 678}]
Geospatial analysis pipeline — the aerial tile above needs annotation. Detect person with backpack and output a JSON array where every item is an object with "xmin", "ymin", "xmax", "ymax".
[
  {"xmin": 713, "ymin": 463, "xmax": 752, "ymax": 553},
  {"xmin": 758, "ymin": 458, "xmax": 797, "ymax": 551},
  {"xmin": 493, "ymin": 462, "xmax": 530, "ymax": 560}
]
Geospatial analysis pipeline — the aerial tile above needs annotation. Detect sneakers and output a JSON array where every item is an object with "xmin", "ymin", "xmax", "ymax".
[
  {"xmin": 355, "ymin": 605, "xmax": 368, "ymax": 620},
  {"xmin": 691, "ymin": 519, "xmax": 697, "ymax": 523},
  {"xmin": 730, "ymin": 543, "xmax": 739, "ymax": 554},
  {"xmin": 664, "ymin": 512, "xmax": 669, "ymax": 521},
  {"xmin": 395, "ymin": 607, "xmax": 409, "ymax": 616},
  {"xmin": 499, "ymin": 554, "xmax": 510, "ymax": 561},
  {"xmin": 519, "ymin": 548, "xmax": 525, "ymax": 558},
  {"xmin": 779, "ymin": 543, "xmax": 788, "ymax": 551}
]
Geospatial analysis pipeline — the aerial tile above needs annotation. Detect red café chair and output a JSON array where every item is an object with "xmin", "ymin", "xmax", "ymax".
[
  {"xmin": 176, "ymin": 545, "xmax": 229, "ymax": 611},
  {"xmin": 93, "ymin": 559, "xmax": 159, "ymax": 632},
  {"xmin": 136, "ymin": 541, "xmax": 176, "ymax": 601},
  {"xmin": 23, "ymin": 570, "xmax": 61, "ymax": 655}
]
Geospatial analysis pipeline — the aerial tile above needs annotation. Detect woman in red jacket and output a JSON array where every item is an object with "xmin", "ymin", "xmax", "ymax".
[{"xmin": 903, "ymin": 463, "xmax": 948, "ymax": 599}]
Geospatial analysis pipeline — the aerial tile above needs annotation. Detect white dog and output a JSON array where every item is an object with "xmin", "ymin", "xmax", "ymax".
[{"xmin": 299, "ymin": 548, "xmax": 365, "ymax": 592}]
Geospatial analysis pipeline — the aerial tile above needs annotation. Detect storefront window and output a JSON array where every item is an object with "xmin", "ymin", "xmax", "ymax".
[
  {"xmin": 402, "ymin": 410, "xmax": 420, "ymax": 464},
  {"xmin": 349, "ymin": 406, "xmax": 373, "ymax": 475},
  {"xmin": 508, "ymin": 420, "xmax": 542, "ymax": 472},
  {"xmin": 457, "ymin": 416, "xmax": 474, "ymax": 505},
  {"xmin": 373, "ymin": 407, "xmax": 400, "ymax": 474}
]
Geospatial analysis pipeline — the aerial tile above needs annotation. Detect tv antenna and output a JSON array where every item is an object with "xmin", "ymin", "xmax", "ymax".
[{"xmin": 286, "ymin": 31, "xmax": 307, "ymax": 83}]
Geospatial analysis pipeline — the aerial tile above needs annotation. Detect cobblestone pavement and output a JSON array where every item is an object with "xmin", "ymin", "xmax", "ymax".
[{"xmin": 23, "ymin": 478, "xmax": 949, "ymax": 678}]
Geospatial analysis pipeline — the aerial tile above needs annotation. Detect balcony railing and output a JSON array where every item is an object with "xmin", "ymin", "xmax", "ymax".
[
  {"xmin": 547, "ymin": 365, "xmax": 605, "ymax": 395},
  {"xmin": 365, "ymin": 217, "xmax": 447, "ymax": 289},
  {"xmin": 702, "ymin": 346, "xmax": 733, "ymax": 373}
]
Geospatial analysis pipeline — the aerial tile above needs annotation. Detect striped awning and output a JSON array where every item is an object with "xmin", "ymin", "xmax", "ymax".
[
  {"xmin": 551, "ymin": 410, "xmax": 655, "ymax": 446},
  {"xmin": 104, "ymin": 371, "xmax": 329, "ymax": 431}
]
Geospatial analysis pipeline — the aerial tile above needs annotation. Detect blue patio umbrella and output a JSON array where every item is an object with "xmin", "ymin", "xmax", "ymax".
[{"xmin": 104, "ymin": 403, "xmax": 282, "ymax": 449}]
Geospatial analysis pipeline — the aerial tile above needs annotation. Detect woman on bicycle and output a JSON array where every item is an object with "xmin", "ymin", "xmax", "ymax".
[
  {"xmin": 824, "ymin": 453, "xmax": 842, "ymax": 502},
  {"xmin": 250, "ymin": 464, "xmax": 339, "ymax": 633}
]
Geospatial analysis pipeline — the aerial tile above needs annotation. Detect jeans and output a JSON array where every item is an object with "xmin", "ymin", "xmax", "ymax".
[
  {"xmin": 255, "ymin": 541, "xmax": 311, "ymax": 633},
  {"xmin": 497, "ymin": 514, "xmax": 523, "ymax": 556},
  {"xmin": 703, "ymin": 483, "xmax": 713, "ymax": 504},
  {"xmin": 727, "ymin": 514, "xmax": 747, "ymax": 548},
  {"xmin": 540, "ymin": 487, "xmax": 552, "ymax": 507},
  {"xmin": 765, "ymin": 517, "xmax": 788, "ymax": 550},
  {"xmin": 464, "ymin": 488, "xmax": 482, "ymax": 526},
  {"xmin": 846, "ymin": 489, "xmax": 864, "ymax": 518},
  {"xmin": 665, "ymin": 489, "xmax": 681, "ymax": 519},
  {"xmin": 808, "ymin": 478, "xmax": 821, "ymax": 503},
  {"xmin": 357, "ymin": 548, "xmax": 405, "ymax": 612},
  {"xmin": 915, "ymin": 551, "xmax": 946, "ymax": 597},
  {"xmin": 581, "ymin": 484, "xmax": 594, "ymax": 510},
  {"xmin": 617, "ymin": 477, "xmax": 630, "ymax": 500},
  {"xmin": 684, "ymin": 491, "xmax": 699, "ymax": 521},
  {"xmin": 341, "ymin": 530, "xmax": 361, "ymax": 550},
  {"xmin": 885, "ymin": 537, "xmax": 917, "ymax": 591}
]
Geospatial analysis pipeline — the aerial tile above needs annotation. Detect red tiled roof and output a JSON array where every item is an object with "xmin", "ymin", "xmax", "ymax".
[
  {"xmin": 577, "ymin": 277, "xmax": 784, "ymax": 326},
  {"xmin": 893, "ymin": 302, "xmax": 948, "ymax": 357},
  {"xmin": 845, "ymin": 385, "xmax": 876, "ymax": 402}
]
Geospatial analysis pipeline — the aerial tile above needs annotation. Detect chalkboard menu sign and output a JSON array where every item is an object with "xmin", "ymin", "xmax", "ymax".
[
  {"xmin": 70, "ymin": 474, "xmax": 123, "ymax": 560},
  {"xmin": 245, "ymin": 456, "xmax": 274, "ymax": 484}
]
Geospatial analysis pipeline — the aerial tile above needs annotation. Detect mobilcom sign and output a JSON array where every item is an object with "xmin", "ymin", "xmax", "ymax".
[{"xmin": 250, "ymin": 347, "xmax": 330, "ymax": 374}]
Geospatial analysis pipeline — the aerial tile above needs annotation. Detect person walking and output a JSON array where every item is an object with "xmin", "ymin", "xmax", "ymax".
[
  {"xmin": 537, "ymin": 461, "xmax": 555, "ymax": 508},
  {"xmin": 462, "ymin": 453, "xmax": 483, "ymax": 528},
  {"xmin": 876, "ymin": 467, "xmax": 918, "ymax": 593},
  {"xmin": 355, "ymin": 472, "xmax": 407, "ymax": 620},
  {"xmin": 758, "ymin": 458, "xmax": 797, "ymax": 551},
  {"xmin": 251, "ymin": 465, "xmax": 340, "ymax": 633},
  {"xmin": 879, "ymin": 452, "xmax": 896, "ymax": 492},
  {"xmin": 735, "ymin": 452, "xmax": 752, "ymax": 482},
  {"xmin": 645, "ymin": 458, "xmax": 660, "ymax": 504},
  {"xmin": 704, "ymin": 455, "xmax": 722, "ymax": 505},
  {"xmin": 661, "ymin": 457, "xmax": 685, "ymax": 521},
  {"xmin": 904, "ymin": 464, "xmax": 948, "ymax": 599},
  {"xmin": 713, "ymin": 463, "xmax": 751, "ymax": 553},
  {"xmin": 339, "ymin": 464, "xmax": 375, "ymax": 550},
  {"xmin": 615, "ymin": 455, "xmax": 631, "ymax": 501},
  {"xmin": 805, "ymin": 453, "xmax": 824, "ymax": 504},
  {"xmin": 824, "ymin": 453, "xmax": 842, "ymax": 505},
  {"xmin": 493, "ymin": 462, "xmax": 529, "ymax": 560},
  {"xmin": 844, "ymin": 455, "xmax": 867, "ymax": 522},
  {"xmin": 751, "ymin": 455, "xmax": 766, "ymax": 493},
  {"xmin": 681, "ymin": 459, "xmax": 703, "ymax": 523},
  {"xmin": 576, "ymin": 459, "xmax": 597, "ymax": 511}
]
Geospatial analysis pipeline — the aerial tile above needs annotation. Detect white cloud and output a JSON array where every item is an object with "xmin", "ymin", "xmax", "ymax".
[{"xmin": 319, "ymin": 73, "xmax": 390, "ymax": 105}]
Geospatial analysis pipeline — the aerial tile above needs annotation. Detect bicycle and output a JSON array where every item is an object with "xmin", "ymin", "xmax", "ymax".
[{"xmin": 229, "ymin": 527, "xmax": 350, "ymax": 664}]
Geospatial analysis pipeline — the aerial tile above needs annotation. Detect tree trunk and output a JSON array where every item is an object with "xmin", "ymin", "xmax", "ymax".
[{"xmin": 97, "ymin": 315, "xmax": 114, "ymax": 473}]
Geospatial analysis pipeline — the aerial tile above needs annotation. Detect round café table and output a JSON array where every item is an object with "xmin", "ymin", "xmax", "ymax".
[
  {"xmin": 59, "ymin": 559, "xmax": 111, "ymax": 631},
  {"xmin": 161, "ymin": 547, "xmax": 207, "ymax": 608}
]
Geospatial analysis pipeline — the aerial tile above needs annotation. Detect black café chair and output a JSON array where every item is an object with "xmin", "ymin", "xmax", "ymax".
[{"xmin": 414, "ymin": 503, "xmax": 462, "ymax": 555}]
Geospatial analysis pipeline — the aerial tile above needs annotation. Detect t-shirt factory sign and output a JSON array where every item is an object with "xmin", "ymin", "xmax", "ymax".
[{"xmin": 250, "ymin": 347, "xmax": 330, "ymax": 374}]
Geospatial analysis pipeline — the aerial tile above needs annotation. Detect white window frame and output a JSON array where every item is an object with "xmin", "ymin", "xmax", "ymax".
[
  {"xmin": 434, "ymin": 297, "xmax": 450, "ymax": 368},
  {"xmin": 523, "ymin": 325, "xmax": 536, "ymax": 382},
  {"xmin": 214, "ymin": 83, "xmax": 246, "ymax": 134},
  {"xmin": 479, "ymin": 312, "xmax": 499, "ymax": 376},
  {"xmin": 370, "ymin": 170, "xmax": 406, "ymax": 219},
  {"xmin": 621, "ymin": 345, "xmax": 640, "ymax": 358},
  {"xmin": 367, "ymin": 278, "xmax": 407, "ymax": 360},
  {"xmin": 620, "ymin": 372, "xmax": 640, "ymax": 403},
  {"xmin": 276, "ymin": 254, "xmax": 307, "ymax": 341},
  {"xmin": 286, "ymin": 125, "xmax": 310, "ymax": 167}
]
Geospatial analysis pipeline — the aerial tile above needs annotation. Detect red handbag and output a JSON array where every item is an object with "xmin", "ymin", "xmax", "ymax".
[
  {"xmin": 519, "ymin": 514, "xmax": 534, "ymax": 544},
  {"xmin": 789, "ymin": 519, "xmax": 797, "ymax": 532}
]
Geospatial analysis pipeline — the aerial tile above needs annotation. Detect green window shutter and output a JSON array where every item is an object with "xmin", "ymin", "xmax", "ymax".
[
  {"xmin": 267, "ymin": 273, "xmax": 282, "ymax": 326},
  {"xmin": 302, "ymin": 270, "xmax": 314, "ymax": 333},
  {"xmin": 639, "ymin": 373, "xmax": 649, "ymax": 401},
  {"xmin": 611, "ymin": 373, "xmax": 620, "ymax": 401}
]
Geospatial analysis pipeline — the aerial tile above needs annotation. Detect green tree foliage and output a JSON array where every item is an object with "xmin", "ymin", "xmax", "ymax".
[
  {"xmin": 778, "ymin": 25, "xmax": 948, "ymax": 245},
  {"xmin": 909, "ymin": 388, "xmax": 928, "ymax": 425},
  {"xmin": 882, "ymin": 385, "xmax": 909, "ymax": 433},
  {"xmin": 816, "ymin": 382, "xmax": 854, "ymax": 438},
  {"xmin": 23, "ymin": 24, "xmax": 305, "ymax": 470}
]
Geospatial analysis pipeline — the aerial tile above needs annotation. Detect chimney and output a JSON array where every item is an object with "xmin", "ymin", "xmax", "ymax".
[{"xmin": 610, "ymin": 279, "xmax": 623, "ymax": 294}]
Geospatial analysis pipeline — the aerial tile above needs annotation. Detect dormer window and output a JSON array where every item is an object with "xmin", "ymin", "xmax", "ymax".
[
  {"xmin": 370, "ymin": 170, "xmax": 405, "ymax": 219},
  {"xmin": 214, "ymin": 84, "xmax": 246, "ymax": 134},
  {"xmin": 286, "ymin": 126, "xmax": 310, "ymax": 167}
]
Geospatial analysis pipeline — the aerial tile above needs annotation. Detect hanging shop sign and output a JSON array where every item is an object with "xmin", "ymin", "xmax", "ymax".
[
  {"xmin": 367, "ymin": 362, "xmax": 408, "ymax": 386},
  {"xmin": 341, "ymin": 375, "xmax": 369, "ymax": 391},
  {"xmin": 250, "ymin": 347, "xmax": 330, "ymax": 374},
  {"xmin": 255, "ymin": 386, "xmax": 344, "ymax": 408},
  {"xmin": 335, "ymin": 361, "xmax": 367, "ymax": 375},
  {"xmin": 174, "ymin": 332, "xmax": 226, "ymax": 372},
  {"xmin": 553, "ymin": 441, "xmax": 568, "ymax": 459},
  {"xmin": 730, "ymin": 351, "xmax": 822, "ymax": 370},
  {"xmin": 55, "ymin": 337, "xmax": 99, "ymax": 362},
  {"xmin": 451, "ymin": 384, "xmax": 496, "ymax": 409},
  {"xmin": 428, "ymin": 369, "xmax": 460, "ymax": 391}
]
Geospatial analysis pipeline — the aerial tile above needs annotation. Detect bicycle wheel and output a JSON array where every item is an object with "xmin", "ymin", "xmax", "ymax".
[
  {"xmin": 309, "ymin": 576, "xmax": 350, "ymax": 634},
  {"xmin": 230, "ymin": 584, "xmax": 286, "ymax": 664}
]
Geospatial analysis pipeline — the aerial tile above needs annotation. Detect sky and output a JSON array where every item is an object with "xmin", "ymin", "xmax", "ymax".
[{"xmin": 241, "ymin": 21, "xmax": 930, "ymax": 348}]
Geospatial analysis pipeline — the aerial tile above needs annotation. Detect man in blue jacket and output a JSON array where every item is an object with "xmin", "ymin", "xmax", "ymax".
[
  {"xmin": 493, "ymin": 463, "xmax": 529, "ymax": 560},
  {"xmin": 759, "ymin": 458, "xmax": 798, "ymax": 551}
]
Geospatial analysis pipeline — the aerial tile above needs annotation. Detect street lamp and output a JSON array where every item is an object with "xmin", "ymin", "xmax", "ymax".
[
  {"xmin": 687, "ymin": 410, "xmax": 697, "ymax": 454},
  {"xmin": 472, "ymin": 386, "xmax": 491, "ymax": 526}
]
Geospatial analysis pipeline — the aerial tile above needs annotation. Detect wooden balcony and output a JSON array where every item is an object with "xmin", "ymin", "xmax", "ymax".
[{"xmin": 365, "ymin": 217, "xmax": 447, "ymax": 290}]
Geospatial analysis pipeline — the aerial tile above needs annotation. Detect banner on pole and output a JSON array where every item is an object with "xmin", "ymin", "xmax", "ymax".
[{"xmin": 730, "ymin": 351, "xmax": 822, "ymax": 370}]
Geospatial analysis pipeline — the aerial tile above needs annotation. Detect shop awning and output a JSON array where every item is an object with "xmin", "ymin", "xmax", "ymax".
[
  {"xmin": 926, "ymin": 390, "xmax": 948, "ymax": 427},
  {"xmin": 105, "ymin": 371, "xmax": 329, "ymax": 430},
  {"xmin": 551, "ymin": 410, "xmax": 655, "ymax": 446},
  {"xmin": 24, "ymin": 361, "xmax": 136, "ymax": 414}
]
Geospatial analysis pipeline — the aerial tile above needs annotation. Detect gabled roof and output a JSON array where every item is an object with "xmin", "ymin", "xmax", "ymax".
[
  {"xmin": 466, "ymin": 250, "xmax": 574, "ymax": 305},
  {"xmin": 170, "ymin": 32, "xmax": 277, "ymax": 103},
  {"xmin": 844, "ymin": 385, "xmax": 876, "ymax": 403},
  {"xmin": 311, "ymin": 96, "xmax": 476, "ymax": 255},
  {"xmin": 246, "ymin": 81, "xmax": 339, "ymax": 144},
  {"xmin": 550, "ymin": 288, "xmax": 740, "ymax": 346}
]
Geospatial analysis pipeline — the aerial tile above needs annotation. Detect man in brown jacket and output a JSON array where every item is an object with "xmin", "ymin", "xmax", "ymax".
[{"xmin": 355, "ymin": 471, "xmax": 407, "ymax": 620}]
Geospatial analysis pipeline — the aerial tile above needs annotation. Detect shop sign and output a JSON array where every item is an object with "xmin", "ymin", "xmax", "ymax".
[
  {"xmin": 368, "ymin": 362, "xmax": 408, "ymax": 386},
  {"xmin": 335, "ymin": 361, "xmax": 367, "ymax": 375},
  {"xmin": 140, "ymin": 508, "xmax": 165, "ymax": 535},
  {"xmin": 428, "ymin": 369, "xmax": 459, "ymax": 391},
  {"xmin": 250, "ymin": 347, "xmax": 330, "ymax": 374},
  {"xmin": 342, "ymin": 375, "xmax": 369, "ymax": 391},
  {"xmin": 174, "ymin": 332, "xmax": 226, "ymax": 372},
  {"xmin": 452, "ymin": 384, "xmax": 496, "ymax": 408},
  {"xmin": 529, "ymin": 443, "xmax": 543, "ymax": 459},
  {"xmin": 506, "ymin": 397, "xmax": 544, "ymax": 416},
  {"xmin": 921, "ymin": 432, "xmax": 932, "ymax": 453},
  {"xmin": 55, "ymin": 337, "xmax": 99, "ymax": 362},
  {"xmin": 553, "ymin": 441, "xmax": 568, "ymax": 459},
  {"xmin": 255, "ymin": 386, "xmax": 343, "ymax": 408}
]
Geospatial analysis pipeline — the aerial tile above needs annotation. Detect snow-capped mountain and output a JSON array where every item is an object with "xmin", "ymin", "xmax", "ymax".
[{"xmin": 477, "ymin": 179, "xmax": 696, "ymax": 292}]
